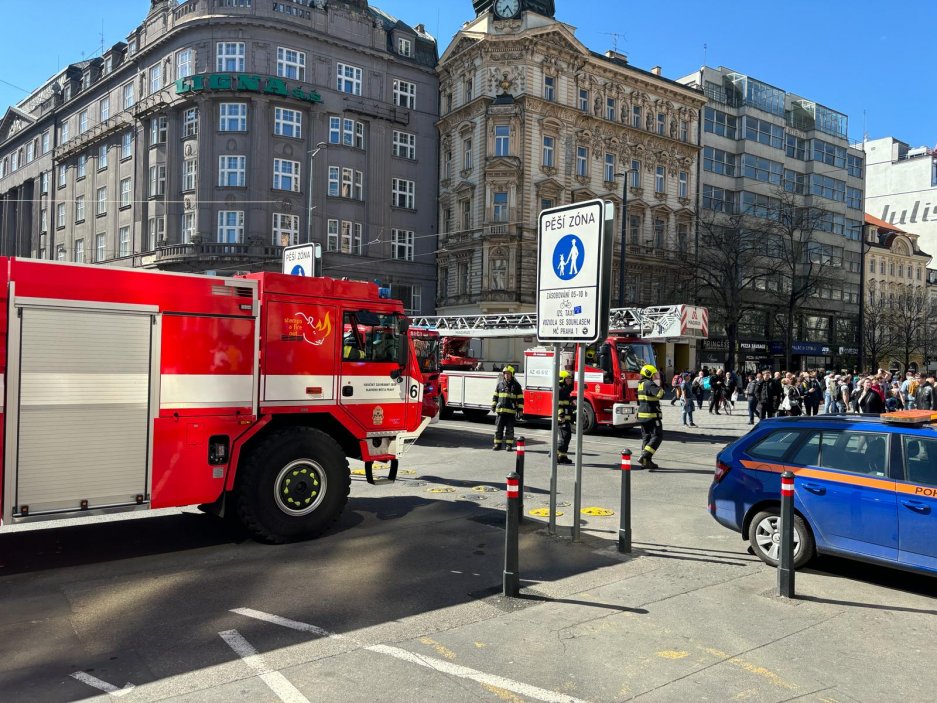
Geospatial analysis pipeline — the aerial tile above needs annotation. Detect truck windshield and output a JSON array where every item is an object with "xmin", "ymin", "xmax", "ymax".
[
  {"xmin": 343, "ymin": 312, "xmax": 400, "ymax": 363},
  {"xmin": 616, "ymin": 342, "xmax": 656, "ymax": 373},
  {"xmin": 411, "ymin": 334, "xmax": 440, "ymax": 374}
]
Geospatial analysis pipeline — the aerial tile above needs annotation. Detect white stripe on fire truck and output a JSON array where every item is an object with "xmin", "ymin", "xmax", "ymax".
[
  {"xmin": 160, "ymin": 374, "xmax": 254, "ymax": 409},
  {"xmin": 263, "ymin": 374, "xmax": 335, "ymax": 402}
]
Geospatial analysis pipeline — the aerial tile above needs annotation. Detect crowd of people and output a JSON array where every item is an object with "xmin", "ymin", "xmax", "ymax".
[{"xmin": 668, "ymin": 367, "xmax": 937, "ymax": 426}]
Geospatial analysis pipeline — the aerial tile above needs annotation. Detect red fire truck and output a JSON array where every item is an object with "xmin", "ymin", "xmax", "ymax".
[
  {"xmin": 414, "ymin": 306, "xmax": 708, "ymax": 432},
  {"xmin": 408, "ymin": 326, "xmax": 442, "ymax": 421},
  {"xmin": 0, "ymin": 258, "xmax": 427, "ymax": 542}
]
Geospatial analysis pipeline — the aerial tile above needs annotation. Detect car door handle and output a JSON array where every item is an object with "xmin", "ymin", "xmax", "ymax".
[
  {"xmin": 802, "ymin": 482, "xmax": 826, "ymax": 495},
  {"xmin": 901, "ymin": 499, "xmax": 931, "ymax": 514}
]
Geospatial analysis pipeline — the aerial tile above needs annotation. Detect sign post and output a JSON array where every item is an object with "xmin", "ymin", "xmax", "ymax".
[{"xmin": 537, "ymin": 199, "xmax": 612, "ymax": 540}]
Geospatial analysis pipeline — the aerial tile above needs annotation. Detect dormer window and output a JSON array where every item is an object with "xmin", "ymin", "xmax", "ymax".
[
  {"xmin": 103, "ymin": 56, "xmax": 112, "ymax": 74},
  {"xmin": 398, "ymin": 37, "xmax": 412, "ymax": 58},
  {"xmin": 128, "ymin": 39, "xmax": 137, "ymax": 55}
]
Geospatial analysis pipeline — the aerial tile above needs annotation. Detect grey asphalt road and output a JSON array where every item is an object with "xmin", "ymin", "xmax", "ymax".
[{"xmin": 1, "ymin": 404, "xmax": 935, "ymax": 702}]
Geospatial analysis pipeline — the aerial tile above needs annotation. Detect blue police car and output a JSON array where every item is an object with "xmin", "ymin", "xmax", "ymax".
[{"xmin": 708, "ymin": 411, "xmax": 937, "ymax": 574}]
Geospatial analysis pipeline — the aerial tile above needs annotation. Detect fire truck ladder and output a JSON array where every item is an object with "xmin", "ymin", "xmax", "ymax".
[{"xmin": 412, "ymin": 306, "xmax": 691, "ymax": 339}]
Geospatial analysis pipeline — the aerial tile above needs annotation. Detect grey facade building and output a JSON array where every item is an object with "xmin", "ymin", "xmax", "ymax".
[
  {"xmin": 0, "ymin": 0, "xmax": 438, "ymax": 314},
  {"xmin": 678, "ymin": 66, "xmax": 866, "ymax": 371}
]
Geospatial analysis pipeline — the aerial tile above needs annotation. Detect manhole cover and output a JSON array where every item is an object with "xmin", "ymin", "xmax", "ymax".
[
  {"xmin": 556, "ymin": 501, "xmax": 571, "ymax": 508},
  {"xmin": 581, "ymin": 507, "xmax": 615, "ymax": 516},
  {"xmin": 461, "ymin": 494, "xmax": 486, "ymax": 501},
  {"xmin": 398, "ymin": 480, "xmax": 426, "ymax": 487},
  {"xmin": 472, "ymin": 485, "xmax": 498, "ymax": 493},
  {"xmin": 529, "ymin": 508, "xmax": 564, "ymax": 517},
  {"xmin": 427, "ymin": 486, "xmax": 456, "ymax": 493}
]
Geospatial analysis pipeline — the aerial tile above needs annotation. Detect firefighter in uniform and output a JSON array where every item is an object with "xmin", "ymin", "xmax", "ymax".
[
  {"xmin": 637, "ymin": 364, "xmax": 665, "ymax": 471},
  {"xmin": 556, "ymin": 370, "xmax": 575, "ymax": 465},
  {"xmin": 492, "ymin": 365, "xmax": 524, "ymax": 451}
]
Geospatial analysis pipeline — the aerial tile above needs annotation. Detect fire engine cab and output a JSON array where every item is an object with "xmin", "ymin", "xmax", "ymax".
[
  {"xmin": 413, "ymin": 305, "xmax": 708, "ymax": 432},
  {"xmin": 0, "ymin": 258, "xmax": 427, "ymax": 542}
]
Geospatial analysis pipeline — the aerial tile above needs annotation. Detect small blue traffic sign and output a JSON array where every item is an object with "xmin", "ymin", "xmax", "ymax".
[
  {"xmin": 552, "ymin": 235, "xmax": 583, "ymax": 281},
  {"xmin": 291, "ymin": 264, "xmax": 306, "ymax": 276}
]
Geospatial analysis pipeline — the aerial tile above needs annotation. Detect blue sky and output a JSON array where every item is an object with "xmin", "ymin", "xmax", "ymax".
[{"xmin": 2, "ymin": 1, "xmax": 934, "ymax": 148}]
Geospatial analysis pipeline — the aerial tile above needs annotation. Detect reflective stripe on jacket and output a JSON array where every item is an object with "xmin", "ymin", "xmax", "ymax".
[
  {"xmin": 493, "ymin": 378, "xmax": 524, "ymax": 414},
  {"xmin": 637, "ymin": 379, "xmax": 664, "ymax": 420},
  {"xmin": 557, "ymin": 382, "xmax": 576, "ymax": 422}
]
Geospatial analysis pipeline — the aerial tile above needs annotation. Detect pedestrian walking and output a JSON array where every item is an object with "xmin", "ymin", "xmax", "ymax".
[
  {"xmin": 556, "ymin": 370, "xmax": 575, "ymax": 465},
  {"xmin": 801, "ymin": 371, "xmax": 822, "ymax": 416},
  {"xmin": 491, "ymin": 365, "xmax": 524, "ymax": 451},
  {"xmin": 670, "ymin": 372, "xmax": 683, "ymax": 405},
  {"xmin": 857, "ymin": 378, "xmax": 885, "ymax": 414},
  {"xmin": 916, "ymin": 375, "xmax": 936, "ymax": 411},
  {"xmin": 681, "ymin": 380, "xmax": 697, "ymax": 427},
  {"xmin": 691, "ymin": 370, "xmax": 705, "ymax": 410},
  {"xmin": 637, "ymin": 364, "xmax": 665, "ymax": 471},
  {"xmin": 745, "ymin": 373, "xmax": 758, "ymax": 425},
  {"xmin": 708, "ymin": 369, "xmax": 726, "ymax": 414}
]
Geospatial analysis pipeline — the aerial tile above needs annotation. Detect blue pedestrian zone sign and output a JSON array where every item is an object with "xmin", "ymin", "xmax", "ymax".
[
  {"xmin": 536, "ymin": 199, "xmax": 612, "ymax": 343},
  {"xmin": 291, "ymin": 264, "xmax": 306, "ymax": 276},
  {"xmin": 553, "ymin": 235, "xmax": 583, "ymax": 281}
]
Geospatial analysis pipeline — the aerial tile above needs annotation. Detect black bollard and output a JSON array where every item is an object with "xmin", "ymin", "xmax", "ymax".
[
  {"xmin": 618, "ymin": 450, "xmax": 632, "ymax": 554},
  {"xmin": 778, "ymin": 470, "xmax": 795, "ymax": 598},
  {"xmin": 503, "ymin": 472, "xmax": 520, "ymax": 597},
  {"xmin": 515, "ymin": 437, "xmax": 526, "ymax": 522}
]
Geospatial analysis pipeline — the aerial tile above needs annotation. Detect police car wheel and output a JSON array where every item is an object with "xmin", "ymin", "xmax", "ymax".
[
  {"xmin": 748, "ymin": 509, "xmax": 815, "ymax": 569},
  {"xmin": 235, "ymin": 427, "xmax": 350, "ymax": 544}
]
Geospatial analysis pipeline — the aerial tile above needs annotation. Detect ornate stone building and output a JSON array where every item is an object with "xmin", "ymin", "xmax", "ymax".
[{"xmin": 436, "ymin": 0, "xmax": 706, "ymax": 329}]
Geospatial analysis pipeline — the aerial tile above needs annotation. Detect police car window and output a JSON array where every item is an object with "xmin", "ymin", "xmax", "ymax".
[
  {"xmin": 904, "ymin": 436, "xmax": 937, "ymax": 487},
  {"xmin": 747, "ymin": 430, "xmax": 804, "ymax": 460},
  {"xmin": 789, "ymin": 431, "xmax": 820, "ymax": 466},
  {"xmin": 818, "ymin": 430, "xmax": 888, "ymax": 476}
]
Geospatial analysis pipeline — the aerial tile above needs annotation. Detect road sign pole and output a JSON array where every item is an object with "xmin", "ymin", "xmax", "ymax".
[
  {"xmin": 549, "ymin": 346, "xmax": 560, "ymax": 536},
  {"xmin": 572, "ymin": 344, "xmax": 585, "ymax": 542}
]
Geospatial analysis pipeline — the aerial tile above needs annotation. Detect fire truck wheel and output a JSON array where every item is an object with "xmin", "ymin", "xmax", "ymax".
[
  {"xmin": 463, "ymin": 408, "xmax": 490, "ymax": 422},
  {"xmin": 439, "ymin": 398, "xmax": 454, "ymax": 420},
  {"xmin": 580, "ymin": 402, "xmax": 596, "ymax": 433},
  {"xmin": 236, "ymin": 427, "xmax": 350, "ymax": 543}
]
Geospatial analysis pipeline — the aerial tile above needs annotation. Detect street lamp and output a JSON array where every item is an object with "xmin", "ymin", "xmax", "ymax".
[
  {"xmin": 614, "ymin": 169, "xmax": 637, "ymax": 308},
  {"xmin": 857, "ymin": 230, "xmax": 872, "ymax": 373},
  {"xmin": 306, "ymin": 141, "xmax": 327, "ymax": 275}
]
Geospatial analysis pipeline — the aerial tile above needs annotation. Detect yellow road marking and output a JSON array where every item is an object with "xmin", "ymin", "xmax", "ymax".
[
  {"xmin": 419, "ymin": 637, "xmax": 456, "ymax": 660},
  {"xmin": 482, "ymin": 684, "xmax": 527, "ymax": 702},
  {"xmin": 581, "ymin": 507, "xmax": 614, "ymax": 516},
  {"xmin": 703, "ymin": 648, "xmax": 796, "ymax": 690},
  {"xmin": 427, "ymin": 487, "xmax": 456, "ymax": 493},
  {"xmin": 529, "ymin": 508, "xmax": 563, "ymax": 517},
  {"xmin": 656, "ymin": 650, "xmax": 689, "ymax": 660}
]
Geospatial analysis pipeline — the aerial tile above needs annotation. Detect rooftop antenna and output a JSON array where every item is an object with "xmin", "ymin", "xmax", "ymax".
[
  {"xmin": 601, "ymin": 32, "xmax": 626, "ymax": 53},
  {"xmin": 703, "ymin": 42, "xmax": 708, "ymax": 67}
]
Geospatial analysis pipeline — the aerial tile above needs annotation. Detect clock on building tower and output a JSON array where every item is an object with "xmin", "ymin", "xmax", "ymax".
[{"xmin": 472, "ymin": 0, "xmax": 556, "ymax": 19}]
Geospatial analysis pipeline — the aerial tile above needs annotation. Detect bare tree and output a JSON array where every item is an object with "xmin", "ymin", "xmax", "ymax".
[
  {"xmin": 863, "ymin": 287, "xmax": 898, "ymax": 371},
  {"xmin": 693, "ymin": 209, "xmax": 777, "ymax": 370},
  {"xmin": 892, "ymin": 288, "xmax": 929, "ymax": 372}
]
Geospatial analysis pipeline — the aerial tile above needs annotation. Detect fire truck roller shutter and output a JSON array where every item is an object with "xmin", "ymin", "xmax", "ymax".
[
  {"xmin": 13, "ymin": 307, "xmax": 153, "ymax": 516},
  {"xmin": 234, "ymin": 426, "xmax": 350, "ymax": 543}
]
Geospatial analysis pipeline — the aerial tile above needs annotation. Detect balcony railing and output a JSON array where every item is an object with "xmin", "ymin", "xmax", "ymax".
[{"xmin": 144, "ymin": 242, "xmax": 284, "ymax": 266}]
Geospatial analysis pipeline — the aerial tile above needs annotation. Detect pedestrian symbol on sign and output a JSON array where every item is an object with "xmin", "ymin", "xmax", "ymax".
[
  {"xmin": 553, "ymin": 235, "xmax": 583, "ymax": 281},
  {"xmin": 291, "ymin": 264, "xmax": 306, "ymax": 276}
]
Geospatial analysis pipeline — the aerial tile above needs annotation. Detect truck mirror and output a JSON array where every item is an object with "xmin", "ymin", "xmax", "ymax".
[{"xmin": 389, "ymin": 368, "xmax": 403, "ymax": 383}]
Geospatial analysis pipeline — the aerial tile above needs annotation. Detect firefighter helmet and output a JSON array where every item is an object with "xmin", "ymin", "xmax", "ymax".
[
  {"xmin": 503, "ymin": 365, "xmax": 515, "ymax": 374},
  {"xmin": 640, "ymin": 364, "xmax": 658, "ymax": 379},
  {"xmin": 559, "ymin": 370, "xmax": 571, "ymax": 380}
]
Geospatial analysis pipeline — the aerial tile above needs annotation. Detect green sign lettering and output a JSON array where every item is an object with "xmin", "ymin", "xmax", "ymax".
[{"xmin": 174, "ymin": 73, "xmax": 321, "ymax": 104}]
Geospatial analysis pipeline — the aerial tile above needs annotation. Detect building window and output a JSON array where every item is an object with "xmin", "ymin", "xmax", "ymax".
[
  {"xmin": 680, "ymin": 120, "xmax": 688, "ymax": 142},
  {"xmin": 579, "ymin": 88, "xmax": 589, "ymax": 112},
  {"xmin": 95, "ymin": 234, "xmax": 106, "ymax": 262},
  {"xmin": 122, "ymin": 82, "xmax": 134, "ymax": 109},
  {"xmin": 630, "ymin": 160, "xmax": 641, "ymax": 187},
  {"xmin": 150, "ymin": 116, "xmax": 167, "ymax": 145},
  {"xmin": 677, "ymin": 222, "xmax": 689, "ymax": 253},
  {"xmin": 810, "ymin": 173, "xmax": 846, "ymax": 202},
  {"xmin": 392, "ymin": 229, "xmax": 414, "ymax": 261},
  {"xmin": 217, "ymin": 210, "xmax": 245, "ymax": 243},
  {"xmin": 327, "ymin": 219, "xmax": 362, "ymax": 254},
  {"xmin": 149, "ymin": 64, "xmax": 162, "ymax": 94},
  {"xmin": 657, "ymin": 112, "xmax": 665, "ymax": 135},
  {"xmin": 96, "ymin": 186, "xmax": 107, "ymax": 216},
  {"xmin": 604, "ymin": 153, "xmax": 615, "ymax": 182},
  {"xmin": 182, "ymin": 158, "xmax": 197, "ymax": 191},
  {"xmin": 149, "ymin": 164, "xmax": 166, "ymax": 197},
  {"xmin": 846, "ymin": 186, "xmax": 862, "ymax": 210},
  {"xmin": 56, "ymin": 245, "xmax": 66, "ymax": 261},
  {"xmin": 443, "ymin": 207, "xmax": 452, "ymax": 234},
  {"xmin": 79, "ymin": 109, "xmax": 89, "ymax": 134},
  {"xmin": 543, "ymin": 75, "xmax": 555, "ymax": 102},
  {"xmin": 880, "ymin": 260, "xmax": 885, "ymax": 274},
  {"xmin": 121, "ymin": 130, "xmax": 133, "ymax": 159},
  {"xmin": 120, "ymin": 178, "xmax": 132, "ymax": 208},
  {"xmin": 273, "ymin": 159, "xmax": 301, "ymax": 192},
  {"xmin": 272, "ymin": 213, "xmax": 299, "ymax": 246},
  {"xmin": 443, "ymin": 148, "xmax": 453, "ymax": 179},
  {"xmin": 607, "ymin": 98, "xmax": 617, "ymax": 122},
  {"xmin": 274, "ymin": 107, "xmax": 302, "ymax": 138},
  {"xmin": 41, "ymin": 130, "xmax": 51, "ymax": 153},
  {"xmin": 812, "ymin": 139, "xmax": 846, "ymax": 168},
  {"xmin": 679, "ymin": 171, "xmax": 688, "ymax": 198},
  {"xmin": 744, "ymin": 116, "xmax": 784, "ymax": 149},
  {"xmin": 461, "ymin": 198, "xmax": 472, "ymax": 230},
  {"xmin": 75, "ymin": 196, "xmax": 85, "ymax": 223},
  {"xmin": 704, "ymin": 147, "xmax": 736, "ymax": 177},
  {"xmin": 493, "ymin": 191, "xmax": 508, "ymax": 222},
  {"xmin": 704, "ymin": 106, "xmax": 737, "ymax": 139},
  {"xmin": 742, "ymin": 154, "xmax": 783, "ymax": 184},
  {"xmin": 653, "ymin": 217, "xmax": 665, "ymax": 247},
  {"xmin": 39, "ymin": 171, "xmax": 48, "ymax": 194},
  {"xmin": 398, "ymin": 37, "xmax": 412, "ymax": 58},
  {"xmin": 848, "ymin": 153, "xmax": 863, "ymax": 178},
  {"xmin": 628, "ymin": 214, "xmax": 641, "ymax": 244},
  {"xmin": 60, "ymin": 121, "xmax": 70, "ymax": 143},
  {"xmin": 77, "ymin": 154, "xmax": 87, "ymax": 179},
  {"xmin": 328, "ymin": 167, "xmax": 363, "ymax": 199},
  {"xmin": 392, "ymin": 284, "xmax": 421, "ymax": 315},
  {"xmin": 576, "ymin": 146, "xmax": 588, "ymax": 177},
  {"xmin": 276, "ymin": 47, "xmax": 305, "ymax": 81},
  {"xmin": 463, "ymin": 139, "xmax": 473, "ymax": 170},
  {"xmin": 786, "ymin": 134, "xmax": 806, "ymax": 160},
  {"xmin": 392, "ymin": 178, "xmax": 414, "ymax": 209},
  {"xmin": 328, "ymin": 117, "xmax": 364, "ymax": 148},
  {"xmin": 57, "ymin": 164, "xmax": 67, "ymax": 188},
  {"xmin": 542, "ymin": 136, "xmax": 555, "ymax": 167},
  {"xmin": 632, "ymin": 105, "xmax": 642, "ymax": 129},
  {"xmin": 183, "ymin": 107, "xmax": 199, "ymax": 137},
  {"xmin": 56, "ymin": 203, "xmax": 66, "ymax": 228},
  {"xmin": 393, "ymin": 130, "xmax": 416, "ymax": 159},
  {"xmin": 393, "ymin": 79, "xmax": 416, "ymax": 109},
  {"xmin": 119, "ymin": 226, "xmax": 131, "ymax": 257},
  {"xmin": 655, "ymin": 166, "xmax": 665, "ymax": 193},
  {"xmin": 219, "ymin": 103, "xmax": 247, "ymax": 132},
  {"xmin": 147, "ymin": 217, "xmax": 164, "ymax": 251},
  {"xmin": 465, "ymin": 77, "xmax": 474, "ymax": 102},
  {"xmin": 176, "ymin": 49, "xmax": 193, "ymax": 79},
  {"xmin": 336, "ymin": 63, "xmax": 362, "ymax": 95},
  {"xmin": 217, "ymin": 42, "xmax": 246, "ymax": 72},
  {"xmin": 182, "ymin": 212, "xmax": 196, "ymax": 243},
  {"xmin": 703, "ymin": 185, "xmax": 735, "ymax": 214},
  {"xmin": 495, "ymin": 125, "xmax": 510, "ymax": 156},
  {"xmin": 98, "ymin": 144, "xmax": 108, "ymax": 169},
  {"xmin": 327, "ymin": 166, "xmax": 339, "ymax": 197},
  {"xmin": 219, "ymin": 155, "xmax": 246, "ymax": 187}
]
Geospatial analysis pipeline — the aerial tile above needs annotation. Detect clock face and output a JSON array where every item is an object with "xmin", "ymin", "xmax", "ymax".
[{"xmin": 494, "ymin": 0, "xmax": 521, "ymax": 19}]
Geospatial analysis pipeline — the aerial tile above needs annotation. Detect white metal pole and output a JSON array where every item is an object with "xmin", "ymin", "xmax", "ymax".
[{"xmin": 573, "ymin": 343, "xmax": 585, "ymax": 541}]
